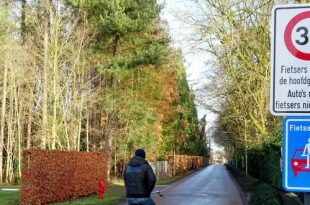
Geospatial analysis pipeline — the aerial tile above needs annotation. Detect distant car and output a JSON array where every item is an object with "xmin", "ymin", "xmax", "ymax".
[{"xmin": 291, "ymin": 148, "xmax": 310, "ymax": 177}]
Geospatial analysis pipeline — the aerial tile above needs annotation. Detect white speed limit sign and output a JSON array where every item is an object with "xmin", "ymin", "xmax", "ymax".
[{"xmin": 270, "ymin": 5, "xmax": 310, "ymax": 116}]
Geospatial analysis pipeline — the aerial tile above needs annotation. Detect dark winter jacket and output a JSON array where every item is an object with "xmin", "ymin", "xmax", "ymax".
[{"xmin": 124, "ymin": 156, "xmax": 156, "ymax": 198}]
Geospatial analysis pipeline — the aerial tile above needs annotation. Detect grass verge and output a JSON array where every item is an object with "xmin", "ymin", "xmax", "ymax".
[
  {"xmin": 51, "ymin": 193, "xmax": 124, "ymax": 205},
  {"xmin": 0, "ymin": 168, "xmax": 203, "ymax": 205},
  {"xmin": 0, "ymin": 183, "xmax": 125, "ymax": 205},
  {"xmin": 0, "ymin": 191, "xmax": 20, "ymax": 205}
]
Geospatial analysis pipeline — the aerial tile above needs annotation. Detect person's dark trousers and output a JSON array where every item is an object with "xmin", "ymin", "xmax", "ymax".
[{"xmin": 126, "ymin": 197, "xmax": 156, "ymax": 205}]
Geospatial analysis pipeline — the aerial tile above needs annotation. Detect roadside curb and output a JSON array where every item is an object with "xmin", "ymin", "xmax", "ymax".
[{"xmin": 0, "ymin": 188, "xmax": 19, "ymax": 191}]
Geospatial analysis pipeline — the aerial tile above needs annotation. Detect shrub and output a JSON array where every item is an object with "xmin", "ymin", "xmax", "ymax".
[
  {"xmin": 166, "ymin": 155, "xmax": 205, "ymax": 176},
  {"xmin": 226, "ymin": 165, "xmax": 283, "ymax": 205},
  {"xmin": 226, "ymin": 165, "xmax": 259, "ymax": 192},
  {"xmin": 251, "ymin": 184, "xmax": 282, "ymax": 205},
  {"xmin": 20, "ymin": 149, "xmax": 107, "ymax": 205}
]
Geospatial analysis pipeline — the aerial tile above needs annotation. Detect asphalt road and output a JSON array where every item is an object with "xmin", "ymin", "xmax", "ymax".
[{"xmin": 154, "ymin": 164, "xmax": 244, "ymax": 205}]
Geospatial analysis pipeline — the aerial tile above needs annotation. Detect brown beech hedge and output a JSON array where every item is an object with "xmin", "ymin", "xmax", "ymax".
[
  {"xmin": 20, "ymin": 149, "xmax": 107, "ymax": 205},
  {"xmin": 167, "ymin": 155, "xmax": 206, "ymax": 176}
]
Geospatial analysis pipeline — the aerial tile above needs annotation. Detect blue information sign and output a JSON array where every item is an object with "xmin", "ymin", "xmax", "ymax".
[{"xmin": 283, "ymin": 117, "xmax": 310, "ymax": 192}]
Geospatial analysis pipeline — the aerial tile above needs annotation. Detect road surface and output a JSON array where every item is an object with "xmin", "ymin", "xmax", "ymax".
[{"xmin": 154, "ymin": 164, "xmax": 244, "ymax": 205}]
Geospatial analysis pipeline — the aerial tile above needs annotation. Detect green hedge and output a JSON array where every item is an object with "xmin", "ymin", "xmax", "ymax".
[
  {"xmin": 226, "ymin": 165, "xmax": 259, "ymax": 192},
  {"xmin": 251, "ymin": 184, "xmax": 282, "ymax": 205},
  {"xmin": 226, "ymin": 165, "xmax": 282, "ymax": 205},
  {"xmin": 247, "ymin": 143, "xmax": 282, "ymax": 189}
]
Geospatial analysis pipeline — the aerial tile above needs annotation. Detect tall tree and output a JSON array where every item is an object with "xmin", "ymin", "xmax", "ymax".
[
  {"xmin": 0, "ymin": 0, "xmax": 205, "ymax": 182},
  {"xmin": 182, "ymin": 0, "xmax": 288, "ymax": 171}
]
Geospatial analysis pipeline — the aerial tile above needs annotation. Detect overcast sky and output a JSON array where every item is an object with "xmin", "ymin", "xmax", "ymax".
[{"xmin": 158, "ymin": 0, "xmax": 217, "ymax": 130}]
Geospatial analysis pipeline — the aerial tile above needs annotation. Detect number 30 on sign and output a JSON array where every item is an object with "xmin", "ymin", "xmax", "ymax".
[{"xmin": 284, "ymin": 11, "xmax": 310, "ymax": 60}]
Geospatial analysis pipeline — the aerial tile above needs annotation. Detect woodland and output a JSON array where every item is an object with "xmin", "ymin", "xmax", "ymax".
[
  {"xmin": 2, "ymin": 0, "xmax": 309, "ymax": 190},
  {"xmin": 0, "ymin": 0, "xmax": 208, "ymax": 183}
]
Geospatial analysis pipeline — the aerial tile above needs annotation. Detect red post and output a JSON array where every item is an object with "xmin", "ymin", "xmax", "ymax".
[{"xmin": 98, "ymin": 181, "xmax": 106, "ymax": 200}]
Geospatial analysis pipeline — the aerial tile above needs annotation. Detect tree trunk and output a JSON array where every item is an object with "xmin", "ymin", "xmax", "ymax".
[
  {"xmin": 27, "ymin": 105, "xmax": 32, "ymax": 149},
  {"xmin": 106, "ymin": 33, "xmax": 121, "ymax": 180},
  {"xmin": 112, "ymin": 33, "xmax": 120, "ymax": 56},
  {"xmin": 105, "ymin": 113, "xmax": 113, "ymax": 181},
  {"xmin": 77, "ymin": 97, "xmax": 83, "ymax": 151},
  {"xmin": 42, "ymin": 0, "xmax": 51, "ymax": 149},
  {"xmin": 15, "ymin": 86, "xmax": 22, "ymax": 179},
  {"xmin": 5, "ymin": 94, "xmax": 14, "ymax": 183},
  {"xmin": 51, "ymin": 16, "xmax": 59, "ymax": 150},
  {"xmin": 86, "ymin": 114, "xmax": 89, "ymax": 152},
  {"xmin": 21, "ymin": 0, "xmax": 27, "ymax": 45},
  {"xmin": 0, "ymin": 59, "xmax": 8, "ymax": 183},
  {"xmin": 244, "ymin": 119, "xmax": 248, "ymax": 175}
]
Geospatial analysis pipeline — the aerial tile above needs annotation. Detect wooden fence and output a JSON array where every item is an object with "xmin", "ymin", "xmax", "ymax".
[{"xmin": 149, "ymin": 161, "xmax": 168, "ymax": 180}]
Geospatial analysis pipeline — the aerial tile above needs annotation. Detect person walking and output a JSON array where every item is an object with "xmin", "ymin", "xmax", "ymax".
[{"xmin": 124, "ymin": 149, "xmax": 156, "ymax": 205}]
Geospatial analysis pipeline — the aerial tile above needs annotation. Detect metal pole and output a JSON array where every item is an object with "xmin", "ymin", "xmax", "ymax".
[
  {"xmin": 244, "ymin": 119, "xmax": 248, "ymax": 175},
  {"xmin": 173, "ymin": 147, "xmax": 176, "ymax": 176},
  {"xmin": 245, "ymin": 145, "xmax": 248, "ymax": 175},
  {"xmin": 305, "ymin": 193, "xmax": 310, "ymax": 205}
]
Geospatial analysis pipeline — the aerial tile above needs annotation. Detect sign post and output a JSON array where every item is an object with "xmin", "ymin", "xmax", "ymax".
[
  {"xmin": 271, "ymin": 5, "xmax": 310, "ymax": 203},
  {"xmin": 306, "ymin": 193, "xmax": 310, "ymax": 204}
]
